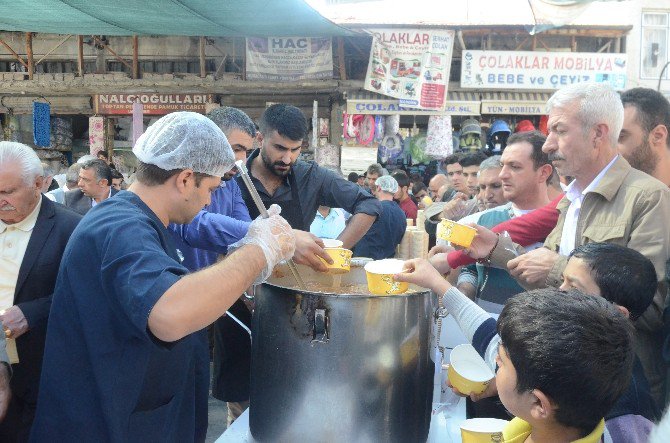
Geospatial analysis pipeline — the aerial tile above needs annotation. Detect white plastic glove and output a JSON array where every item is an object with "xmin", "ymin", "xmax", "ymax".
[{"xmin": 228, "ymin": 204, "xmax": 296, "ymax": 284}]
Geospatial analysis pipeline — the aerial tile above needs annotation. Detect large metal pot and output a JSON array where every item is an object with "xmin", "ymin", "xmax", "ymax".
[{"xmin": 249, "ymin": 263, "xmax": 435, "ymax": 443}]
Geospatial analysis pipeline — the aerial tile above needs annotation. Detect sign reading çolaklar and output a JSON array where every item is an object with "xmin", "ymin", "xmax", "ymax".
[
  {"xmin": 364, "ymin": 29, "xmax": 455, "ymax": 111},
  {"xmin": 461, "ymin": 50, "xmax": 627, "ymax": 90},
  {"xmin": 246, "ymin": 37, "xmax": 333, "ymax": 82}
]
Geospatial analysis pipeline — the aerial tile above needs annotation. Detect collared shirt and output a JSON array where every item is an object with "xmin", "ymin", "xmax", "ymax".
[
  {"xmin": 309, "ymin": 208, "xmax": 346, "ymax": 239},
  {"xmin": 559, "ymin": 155, "xmax": 619, "ymax": 256},
  {"xmin": 238, "ymin": 149, "xmax": 381, "ymax": 231},
  {"xmin": 0, "ymin": 198, "xmax": 42, "ymax": 310},
  {"xmin": 503, "ymin": 417, "xmax": 605, "ymax": 443},
  {"xmin": 91, "ymin": 187, "xmax": 112, "ymax": 207}
]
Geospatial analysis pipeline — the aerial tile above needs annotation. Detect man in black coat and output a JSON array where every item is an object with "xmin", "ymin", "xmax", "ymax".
[
  {"xmin": 0, "ymin": 142, "xmax": 81, "ymax": 441},
  {"xmin": 63, "ymin": 158, "xmax": 117, "ymax": 215}
]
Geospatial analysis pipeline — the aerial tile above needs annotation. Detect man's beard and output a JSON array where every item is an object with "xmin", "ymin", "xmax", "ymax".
[
  {"xmin": 627, "ymin": 138, "xmax": 658, "ymax": 176},
  {"xmin": 261, "ymin": 149, "xmax": 293, "ymax": 177}
]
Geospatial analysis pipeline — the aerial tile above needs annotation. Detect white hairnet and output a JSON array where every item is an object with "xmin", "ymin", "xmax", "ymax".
[
  {"xmin": 133, "ymin": 111, "xmax": 234, "ymax": 177},
  {"xmin": 376, "ymin": 175, "xmax": 398, "ymax": 194}
]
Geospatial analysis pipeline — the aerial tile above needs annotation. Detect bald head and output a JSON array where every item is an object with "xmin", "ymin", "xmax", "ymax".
[{"xmin": 428, "ymin": 174, "xmax": 448, "ymax": 200}]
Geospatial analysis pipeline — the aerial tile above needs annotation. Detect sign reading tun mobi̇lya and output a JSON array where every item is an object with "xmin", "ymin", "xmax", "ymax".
[{"xmin": 94, "ymin": 94, "xmax": 215, "ymax": 115}]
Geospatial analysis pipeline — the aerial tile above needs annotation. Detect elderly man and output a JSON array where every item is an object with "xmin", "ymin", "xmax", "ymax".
[
  {"xmin": 46, "ymin": 163, "xmax": 81, "ymax": 204},
  {"xmin": 64, "ymin": 159, "xmax": 117, "ymax": 215},
  {"xmin": 168, "ymin": 106, "xmax": 256, "ymax": 435},
  {"xmin": 238, "ymin": 104, "xmax": 380, "ymax": 272},
  {"xmin": 30, "ymin": 112, "xmax": 296, "ymax": 441},
  {"xmin": 352, "ymin": 175, "xmax": 406, "ymax": 260},
  {"xmin": 504, "ymin": 83, "xmax": 670, "ymax": 406},
  {"xmin": 0, "ymin": 142, "xmax": 81, "ymax": 441},
  {"xmin": 475, "ymin": 155, "xmax": 506, "ymax": 210}
]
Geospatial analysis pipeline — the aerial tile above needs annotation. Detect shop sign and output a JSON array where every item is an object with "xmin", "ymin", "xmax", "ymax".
[
  {"xmin": 461, "ymin": 50, "xmax": 627, "ymax": 90},
  {"xmin": 94, "ymin": 94, "xmax": 214, "ymax": 115},
  {"xmin": 364, "ymin": 29, "xmax": 455, "ymax": 111},
  {"xmin": 481, "ymin": 101, "xmax": 546, "ymax": 115},
  {"xmin": 246, "ymin": 37, "xmax": 333, "ymax": 81},
  {"xmin": 347, "ymin": 99, "xmax": 479, "ymax": 116}
]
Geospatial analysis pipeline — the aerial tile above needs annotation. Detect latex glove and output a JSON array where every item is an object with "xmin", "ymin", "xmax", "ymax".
[
  {"xmin": 229, "ymin": 204, "xmax": 296, "ymax": 284},
  {"xmin": 0, "ymin": 306, "xmax": 29, "ymax": 339}
]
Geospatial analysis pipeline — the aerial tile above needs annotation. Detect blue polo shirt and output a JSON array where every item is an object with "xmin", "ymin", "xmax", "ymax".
[
  {"xmin": 309, "ymin": 208, "xmax": 346, "ymax": 239},
  {"xmin": 31, "ymin": 191, "xmax": 196, "ymax": 443}
]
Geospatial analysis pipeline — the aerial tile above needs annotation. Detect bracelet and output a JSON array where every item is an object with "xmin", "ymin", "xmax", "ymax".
[{"xmin": 477, "ymin": 233, "xmax": 500, "ymax": 265}]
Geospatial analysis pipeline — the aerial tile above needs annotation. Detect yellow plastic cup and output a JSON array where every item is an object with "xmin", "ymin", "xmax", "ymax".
[
  {"xmin": 460, "ymin": 418, "xmax": 508, "ymax": 443},
  {"xmin": 448, "ymin": 344, "xmax": 495, "ymax": 395},
  {"xmin": 320, "ymin": 247, "xmax": 353, "ymax": 274},
  {"xmin": 364, "ymin": 259, "xmax": 408, "ymax": 295},
  {"xmin": 437, "ymin": 219, "xmax": 477, "ymax": 248}
]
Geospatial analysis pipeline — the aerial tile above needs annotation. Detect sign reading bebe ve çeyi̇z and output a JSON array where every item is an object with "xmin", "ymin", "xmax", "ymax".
[
  {"xmin": 461, "ymin": 50, "xmax": 627, "ymax": 90},
  {"xmin": 364, "ymin": 29, "xmax": 455, "ymax": 111}
]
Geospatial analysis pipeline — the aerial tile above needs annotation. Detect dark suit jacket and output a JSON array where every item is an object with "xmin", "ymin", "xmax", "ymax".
[
  {"xmin": 63, "ymin": 187, "xmax": 118, "ymax": 215},
  {"xmin": 12, "ymin": 196, "xmax": 81, "ymax": 406}
]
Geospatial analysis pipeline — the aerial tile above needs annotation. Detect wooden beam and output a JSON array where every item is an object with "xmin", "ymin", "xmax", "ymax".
[
  {"xmin": 93, "ymin": 36, "xmax": 133, "ymax": 71},
  {"xmin": 514, "ymin": 36, "xmax": 530, "ymax": 51},
  {"xmin": 597, "ymin": 40, "xmax": 612, "ymax": 53},
  {"xmin": 0, "ymin": 37, "xmax": 28, "ymax": 69},
  {"xmin": 25, "ymin": 32, "xmax": 34, "ymax": 80},
  {"xmin": 199, "ymin": 36, "xmax": 206, "ymax": 78},
  {"xmin": 35, "ymin": 34, "xmax": 72, "ymax": 66},
  {"xmin": 214, "ymin": 54, "xmax": 227, "ymax": 80},
  {"xmin": 132, "ymin": 35, "xmax": 139, "ymax": 79},
  {"xmin": 77, "ymin": 35, "xmax": 84, "ymax": 77},
  {"xmin": 337, "ymin": 37, "xmax": 346, "ymax": 80},
  {"xmin": 571, "ymin": 36, "xmax": 577, "ymax": 52}
]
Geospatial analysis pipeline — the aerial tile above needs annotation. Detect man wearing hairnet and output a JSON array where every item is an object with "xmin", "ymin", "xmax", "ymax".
[
  {"xmin": 30, "ymin": 112, "xmax": 295, "ymax": 442},
  {"xmin": 352, "ymin": 175, "xmax": 407, "ymax": 260}
]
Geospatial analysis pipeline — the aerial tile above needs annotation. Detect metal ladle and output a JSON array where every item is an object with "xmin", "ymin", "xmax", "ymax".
[{"xmin": 235, "ymin": 160, "xmax": 307, "ymax": 289}]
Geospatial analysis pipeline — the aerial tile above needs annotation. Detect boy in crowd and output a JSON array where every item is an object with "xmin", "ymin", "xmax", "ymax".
[{"xmin": 396, "ymin": 242, "xmax": 657, "ymax": 442}]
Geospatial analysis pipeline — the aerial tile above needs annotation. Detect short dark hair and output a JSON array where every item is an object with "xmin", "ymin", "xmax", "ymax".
[
  {"xmin": 96, "ymin": 150, "xmax": 108, "ymax": 159},
  {"xmin": 207, "ymin": 106, "xmax": 257, "ymax": 138},
  {"xmin": 347, "ymin": 172, "xmax": 359, "ymax": 183},
  {"xmin": 459, "ymin": 151, "xmax": 488, "ymax": 168},
  {"xmin": 569, "ymin": 243, "xmax": 657, "ymax": 320},
  {"xmin": 498, "ymin": 289, "xmax": 634, "ymax": 436},
  {"xmin": 506, "ymin": 130, "xmax": 549, "ymax": 170},
  {"xmin": 412, "ymin": 181, "xmax": 427, "ymax": 195},
  {"xmin": 81, "ymin": 159, "xmax": 112, "ymax": 185},
  {"xmin": 620, "ymin": 88, "xmax": 670, "ymax": 148},
  {"xmin": 443, "ymin": 153, "xmax": 462, "ymax": 166},
  {"xmin": 135, "ymin": 161, "xmax": 208, "ymax": 186},
  {"xmin": 392, "ymin": 170, "xmax": 410, "ymax": 189},
  {"xmin": 110, "ymin": 169, "xmax": 124, "ymax": 180},
  {"xmin": 258, "ymin": 104, "xmax": 308, "ymax": 141}
]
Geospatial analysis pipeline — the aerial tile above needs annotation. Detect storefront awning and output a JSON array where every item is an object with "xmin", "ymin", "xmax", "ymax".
[
  {"xmin": 480, "ymin": 92, "xmax": 552, "ymax": 115},
  {"xmin": 346, "ymin": 90, "xmax": 480, "ymax": 116}
]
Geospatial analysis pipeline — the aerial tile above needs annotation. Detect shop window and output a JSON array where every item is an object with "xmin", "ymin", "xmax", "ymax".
[{"xmin": 641, "ymin": 11, "xmax": 670, "ymax": 79}]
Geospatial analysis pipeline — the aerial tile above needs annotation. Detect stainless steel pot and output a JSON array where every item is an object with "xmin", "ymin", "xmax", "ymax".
[{"xmin": 249, "ymin": 263, "xmax": 435, "ymax": 443}]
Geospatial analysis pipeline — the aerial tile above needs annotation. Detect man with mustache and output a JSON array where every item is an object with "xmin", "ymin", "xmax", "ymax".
[
  {"xmin": 503, "ymin": 83, "xmax": 670, "ymax": 407},
  {"xmin": 238, "ymin": 104, "xmax": 381, "ymax": 271}
]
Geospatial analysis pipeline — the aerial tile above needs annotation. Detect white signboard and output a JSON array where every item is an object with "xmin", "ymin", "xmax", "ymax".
[
  {"xmin": 246, "ymin": 37, "xmax": 333, "ymax": 82},
  {"xmin": 347, "ymin": 99, "xmax": 479, "ymax": 116},
  {"xmin": 364, "ymin": 29, "xmax": 454, "ymax": 110},
  {"xmin": 461, "ymin": 50, "xmax": 627, "ymax": 90}
]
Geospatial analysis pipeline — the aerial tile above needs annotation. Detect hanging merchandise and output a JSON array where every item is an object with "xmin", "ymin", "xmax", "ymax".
[
  {"xmin": 539, "ymin": 115, "xmax": 549, "ymax": 135},
  {"xmin": 425, "ymin": 115, "xmax": 453, "ymax": 160},
  {"xmin": 356, "ymin": 115, "xmax": 376, "ymax": 146},
  {"xmin": 459, "ymin": 118, "xmax": 483, "ymax": 152},
  {"xmin": 486, "ymin": 119, "xmax": 512, "ymax": 155},
  {"xmin": 378, "ymin": 133, "xmax": 403, "ymax": 164},
  {"xmin": 132, "ymin": 102, "xmax": 144, "ymax": 147},
  {"xmin": 385, "ymin": 114, "xmax": 400, "ymax": 135},
  {"xmin": 89, "ymin": 116, "xmax": 105, "ymax": 155},
  {"xmin": 50, "ymin": 117, "xmax": 73, "ymax": 151},
  {"xmin": 343, "ymin": 113, "xmax": 358, "ymax": 140},
  {"xmin": 409, "ymin": 132, "xmax": 431, "ymax": 164},
  {"xmin": 374, "ymin": 115, "xmax": 385, "ymax": 143},
  {"xmin": 515, "ymin": 119, "xmax": 535, "ymax": 133},
  {"xmin": 33, "ymin": 101, "xmax": 51, "ymax": 147}
]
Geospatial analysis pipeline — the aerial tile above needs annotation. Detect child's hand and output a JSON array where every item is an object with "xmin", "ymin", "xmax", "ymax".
[{"xmin": 394, "ymin": 259, "xmax": 451, "ymax": 294}]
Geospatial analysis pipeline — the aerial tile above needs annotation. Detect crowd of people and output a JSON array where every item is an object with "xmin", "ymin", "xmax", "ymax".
[{"xmin": 1, "ymin": 83, "xmax": 670, "ymax": 442}]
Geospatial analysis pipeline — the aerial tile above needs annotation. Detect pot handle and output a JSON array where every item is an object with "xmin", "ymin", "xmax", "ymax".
[{"xmin": 312, "ymin": 309, "xmax": 329, "ymax": 343}]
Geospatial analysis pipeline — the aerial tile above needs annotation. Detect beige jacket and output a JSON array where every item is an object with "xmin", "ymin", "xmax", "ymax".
[{"xmin": 544, "ymin": 156, "xmax": 670, "ymax": 332}]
